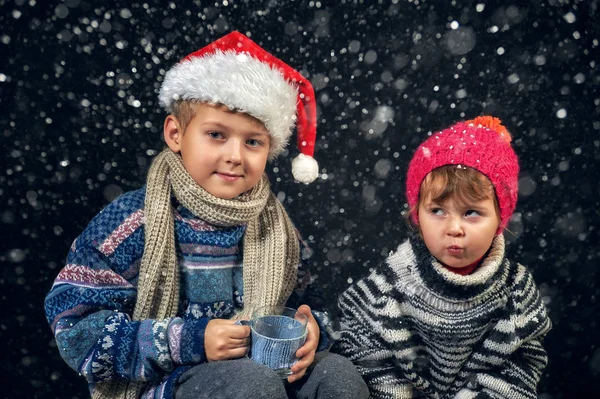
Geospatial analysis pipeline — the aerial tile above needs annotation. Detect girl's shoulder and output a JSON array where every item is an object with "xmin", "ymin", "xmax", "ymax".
[
  {"xmin": 376, "ymin": 239, "xmax": 416, "ymax": 285},
  {"xmin": 385, "ymin": 236, "xmax": 428, "ymax": 273},
  {"xmin": 504, "ymin": 259, "xmax": 542, "ymax": 295}
]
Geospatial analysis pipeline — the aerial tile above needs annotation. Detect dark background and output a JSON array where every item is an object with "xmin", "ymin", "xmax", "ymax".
[{"xmin": 1, "ymin": 0, "xmax": 598, "ymax": 397}]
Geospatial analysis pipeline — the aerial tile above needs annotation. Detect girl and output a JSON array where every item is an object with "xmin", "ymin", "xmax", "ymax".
[{"xmin": 332, "ymin": 116, "xmax": 551, "ymax": 398}]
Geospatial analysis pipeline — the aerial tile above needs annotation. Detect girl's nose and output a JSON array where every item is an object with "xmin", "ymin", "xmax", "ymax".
[{"xmin": 446, "ymin": 216, "xmax": 464, "ymax": 237}]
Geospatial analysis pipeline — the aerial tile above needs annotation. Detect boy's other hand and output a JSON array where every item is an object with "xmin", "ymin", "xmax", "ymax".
[
  {"xmin": 205, "ymin": 318, "xmax": 251, "ymax": 361},
  {"xmin": 288, "ymin": 304, "xmax": 320, "ymax": 383}
]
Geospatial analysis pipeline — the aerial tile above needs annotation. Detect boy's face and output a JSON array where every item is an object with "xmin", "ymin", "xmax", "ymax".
[
  {"xmin": 164, "ymin": 103, "xmax": 270, "ymax": 199},
  {"xmin": 417, "ymin": 191, "xmax": 500, "ymax": 269}
]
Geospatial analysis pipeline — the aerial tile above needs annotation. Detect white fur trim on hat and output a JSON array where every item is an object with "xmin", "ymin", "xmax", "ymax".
[
  {"xmin": 292, "ymin": 153, "xmax": 319, "ymax": 184},
  {"xmin": 158, "ymin": 51, "xmax": 298, "ymax": 160}
]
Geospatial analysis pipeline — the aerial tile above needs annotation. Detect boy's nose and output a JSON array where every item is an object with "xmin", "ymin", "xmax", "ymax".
[{"xmin": 226, "ymin": 141, "xmax": 243, "ymax": 165}]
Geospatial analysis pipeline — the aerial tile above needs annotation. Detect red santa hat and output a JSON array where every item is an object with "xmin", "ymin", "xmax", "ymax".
[{"xmin": 158, "ymin": 31, "xmax": 319, "ymax": 184}]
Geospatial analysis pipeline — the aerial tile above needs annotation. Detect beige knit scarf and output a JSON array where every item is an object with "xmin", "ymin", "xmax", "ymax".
[{"xmin": 92, "ymin": 149, "xmax": 299, "ymax": 399}]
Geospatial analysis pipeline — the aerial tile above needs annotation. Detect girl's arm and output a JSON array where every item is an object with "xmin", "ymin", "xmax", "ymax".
[
  {"xmin": 454, "ymin": 339, "xmax": 548, "ymax": 399},
  {"xmin": 452, "ymin": 265, "xmax": 551, "ymax": 399},
  {"xmin": 331, "ymin": 264, "xmax": 414, "ymax": 399}
]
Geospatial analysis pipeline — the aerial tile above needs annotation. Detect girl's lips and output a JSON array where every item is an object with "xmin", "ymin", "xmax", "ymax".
[{"xmin": 447, "ymin": 246, "xmax": 463, "ymax": 255}]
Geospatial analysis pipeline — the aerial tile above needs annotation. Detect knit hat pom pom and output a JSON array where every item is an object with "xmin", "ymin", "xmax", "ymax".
[
  {"xmin": 292, "ymin": 153, "xmax": 319, "ymax": 184},
  {"xmin": 467, "ymin": 116, "xmax": 512, "ymax": 143}
]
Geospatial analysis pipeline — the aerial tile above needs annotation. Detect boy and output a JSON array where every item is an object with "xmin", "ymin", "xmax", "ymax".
[
  {"xmin": 45, "ymin": 31, "xmax": 367, "ymax": 399},
  {"xmin": 332, "ymin": 117, "xmax": 551, "ymax": 398}
]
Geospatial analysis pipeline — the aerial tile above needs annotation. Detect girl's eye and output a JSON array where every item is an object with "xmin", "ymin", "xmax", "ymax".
[
  {"xmin": 465, "ymin": 210, "xmax": 481, "ymax": 218},
  {"xmin": 208, "ymin": 131, "xmax": 224, "ymax": 139},
  {"xmin": 431, "ymin": 208, "xmax": 444, "ymax": 216},
  {"xmin": 246, "ymin": 139, "xmax": 264, "ymax": 147}
]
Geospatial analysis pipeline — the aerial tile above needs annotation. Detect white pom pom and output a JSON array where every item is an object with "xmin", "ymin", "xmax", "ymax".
[{"xmin": 291, "ymin": 154, "xmax": 319, "ymax": 184}]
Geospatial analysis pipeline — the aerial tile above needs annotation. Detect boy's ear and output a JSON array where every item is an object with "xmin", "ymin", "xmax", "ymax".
[{"xmin": 164, "ymin": 115, "xmax": 182, "ymax": 153}]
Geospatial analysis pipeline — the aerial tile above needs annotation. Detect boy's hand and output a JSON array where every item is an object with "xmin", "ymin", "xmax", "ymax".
[
  {"xmin": 288, "ymin": 304, "xmax": 320, "ymax": 383},
  {"xmin": 204, "ymin": 319, "xmax": 250, "ymax": 361}
]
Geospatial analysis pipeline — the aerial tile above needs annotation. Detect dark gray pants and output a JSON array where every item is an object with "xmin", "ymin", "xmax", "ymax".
[{"xmin": 174, "ymin": 352, "xmax": 369, "ymax": 399}]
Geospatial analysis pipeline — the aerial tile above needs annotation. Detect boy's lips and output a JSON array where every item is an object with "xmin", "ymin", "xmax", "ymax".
[{"xmin": 215, "ymin": 172, "xmax": 242, "ymax": 181}]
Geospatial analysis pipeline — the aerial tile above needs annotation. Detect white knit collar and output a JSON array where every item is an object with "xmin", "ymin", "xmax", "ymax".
[
  {"xmin": 430, "ymin": 234, "xmax": 506, "ymax": 286},
  {"xmin": 387, "ymin": 235, "xmax": 511, "ymax": 308}
]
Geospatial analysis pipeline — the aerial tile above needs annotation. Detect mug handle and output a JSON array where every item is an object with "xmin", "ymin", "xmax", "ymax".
[{"xmin": 233, "ymin": 319, "xmax": 251, "ymax": 358}]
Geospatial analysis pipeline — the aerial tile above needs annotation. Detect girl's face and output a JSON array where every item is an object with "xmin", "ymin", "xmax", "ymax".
[{"xmin": 418, "ymin": 192, "xmax": 500, "ymax": 269}]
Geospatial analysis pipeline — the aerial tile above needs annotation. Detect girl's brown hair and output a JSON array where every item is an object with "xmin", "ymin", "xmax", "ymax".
[{"xmin": 410, "ymin": 165, "xmax": 501, "ymax": 221}]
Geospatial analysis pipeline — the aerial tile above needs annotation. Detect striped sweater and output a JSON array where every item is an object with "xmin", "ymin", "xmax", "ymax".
[
  {"xmin": 332, "ymin": 234, "xmax": 551, "ymax": 399},
  {"xmin": 44, "ymin": 187, "xmax": 330, "ymax": 398}
]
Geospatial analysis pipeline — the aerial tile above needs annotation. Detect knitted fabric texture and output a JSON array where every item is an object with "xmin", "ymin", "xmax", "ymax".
[
  {"xmin": 92, "ymin": 149, "xmax": 299, "ymax": 399},
  {"xmin": 406, "ymin": 116, "xmax": 519, "ymax": 230},
  {"xmin": 332, "ymin": 234, "xmax": 551, "ymax": 399},
  {"xmin": 44, "ymin": 186, "xmax": 332, "ymax": 398}
]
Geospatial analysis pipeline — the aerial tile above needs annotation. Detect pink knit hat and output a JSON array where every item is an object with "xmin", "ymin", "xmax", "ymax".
[{"xmin": 406, "ymin": 116, "xmax": 519, "ymax": 232}]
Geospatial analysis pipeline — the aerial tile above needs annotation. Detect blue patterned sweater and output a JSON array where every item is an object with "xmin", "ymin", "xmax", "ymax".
[{"xmin": 44, "ymin": 187, "xmax": 331, "ymax": 398}]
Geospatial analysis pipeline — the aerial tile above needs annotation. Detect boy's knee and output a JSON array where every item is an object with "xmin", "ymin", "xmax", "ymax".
[
  {"xmin": 311, "ymin": 352, "xmax": 369, "ymax": 397},
  {"xmin": 176, "ymin": 359, "xmax": 287, "ymax": 399},
  {"xmin": 238, "ymin": 361, "xmax": 287, "ymax": 396},
  {"xmin": 315, "ymin": 351, "xmax": 357, "ymax": 374}
]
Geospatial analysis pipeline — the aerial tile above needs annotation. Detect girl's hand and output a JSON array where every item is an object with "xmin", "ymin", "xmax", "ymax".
[
  {"xmin": 204, "ymin": 318, "xmax": 251, "ymax": 361},
  {"xmin": 288, "ymin": 304, "xmax": 320, "ymax": 383}
]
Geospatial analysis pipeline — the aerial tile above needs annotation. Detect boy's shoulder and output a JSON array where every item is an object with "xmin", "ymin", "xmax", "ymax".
[
  {"xmin": 77, "ymin": 187, "xmax": 147, "ymax": 245},
  {"xmin": 101, "ymin": 186, "xmax": 147, "ymax": 216}
]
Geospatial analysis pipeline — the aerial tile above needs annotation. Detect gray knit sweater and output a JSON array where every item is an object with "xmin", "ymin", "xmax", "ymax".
[{"xmin": 332, "ymin": 234, "xmax": 551, "ymax": 399}]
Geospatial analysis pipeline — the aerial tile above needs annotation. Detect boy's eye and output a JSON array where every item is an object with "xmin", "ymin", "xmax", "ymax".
[
  {"xmin": 246, "ymin": 139, "xmax": 264, "ymax": 147},
  {"xmin": 465, "ymin": 210, "xmax": 481, "ymax": 217},
  {"xmin": 208, "ymin": 131, "xmax": 224, "ymax": 139}
]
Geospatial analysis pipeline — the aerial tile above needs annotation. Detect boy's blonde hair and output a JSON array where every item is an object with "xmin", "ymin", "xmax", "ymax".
[
  {"xmin": 171, "ymin": 100, "xmax": 267, "ymax": 136},
  {"xmin": 171, "ymin": 100, "xmax": 199, "ymax": 133}
]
